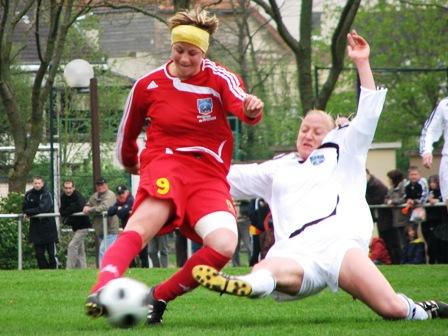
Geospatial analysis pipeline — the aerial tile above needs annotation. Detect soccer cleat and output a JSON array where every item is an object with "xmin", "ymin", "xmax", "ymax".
[
  {"xmin": 192, "ymin": 265, "xmax": 252, "ymax": 296},
  {"xmin": 85, "ymin": 290, "xmax": 107, "ymax": 318},
  {"xmin": 416, "ymin": 300, "xmax": 448, "ymax": 319},
  {"xmin": 146, "ymin": 286, "xmax": 167, "ymax": 325}
]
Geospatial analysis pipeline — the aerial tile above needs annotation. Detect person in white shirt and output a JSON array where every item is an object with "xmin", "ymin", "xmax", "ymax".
[
  {"xmin": 420, "ymin": 96, "xmax": 448, "ymax": 210},
  {"xmin": 193, "ymin": 31, "xmax": 448, "ymax": 320}
]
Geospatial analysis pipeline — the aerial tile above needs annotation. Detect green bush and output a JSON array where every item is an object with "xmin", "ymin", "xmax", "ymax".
[{"xmin": 0, "ymin": 192, "xmax": 37, "ymax": 269}]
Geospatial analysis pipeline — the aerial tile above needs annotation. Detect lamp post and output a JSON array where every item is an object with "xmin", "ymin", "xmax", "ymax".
[{"xmin": 63, "ymin": 59, "xmax": 101, "ymax": 189}]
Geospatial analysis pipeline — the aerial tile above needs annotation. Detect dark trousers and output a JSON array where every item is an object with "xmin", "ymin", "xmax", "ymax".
[
  {"xmin": 34, "ymin": 242, "xmax": 58, "ymax": 269},
  {"xmin": 130, "ymin": 244, "xmax": 149, "ymax": 268}
]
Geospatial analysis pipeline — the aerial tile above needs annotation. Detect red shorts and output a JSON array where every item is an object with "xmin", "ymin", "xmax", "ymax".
[{"xmin": 133, "ymin": 151, "xmax": 237, "ymax": 243}]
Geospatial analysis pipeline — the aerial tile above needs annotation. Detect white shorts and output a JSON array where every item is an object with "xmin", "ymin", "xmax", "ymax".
[
  {"xmin": 266, "ymin": 216, "xmax": 371, "ymax": 302},
  {"xmin": 439, "ymin": 155, "xmax": 448, "ymax": 202}
]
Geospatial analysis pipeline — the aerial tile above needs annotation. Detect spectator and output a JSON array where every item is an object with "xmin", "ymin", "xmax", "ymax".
[
  {"xmin": 366, "ymin": 169, "xmax": 392, "ymax": 237},
  {"xmin": 108, "ymin": 185, "xmax": 149, "ymax": 268},
  {"xmin": 404, "ymin": 166, "xmax": 428, "ymax": 225},
  {"xmin": 60, "ymin": 179, "xmax": 91, "ymax": 269},
  {"xmin": 22, "ymin": 176, "xmax": 59, "ymax": 269},
  {"xmin": 148, "ymin": 235, "xmax": 169, "ymax": 268},
  {"xmin": 248, "ymin": 198, "xmax": 271, "ymax": 266},
  {"xmin": 423, "ymin": 175, "xmax": 448, "ymax": 264},
  {"xmin": 83, "ymin": 177, "xmax": 119, "ymax": 267},
  {"xmin": 232, "ymin": 200, "xmax": 252, "ymax": 267},
  {"xmin": 385, "ymin": 169, "xmax": 411, "ymax": 252},
  {"xmin": 369, "ymin": 237, "xmax": 391, "ymax": 265},
  {"xmin": 401, "ymin": 224, "xmax": 426, "ymax": 265}
]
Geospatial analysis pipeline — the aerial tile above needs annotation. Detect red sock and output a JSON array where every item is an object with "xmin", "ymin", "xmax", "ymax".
[
  {"xmin": 154, "ymin": 246, "xmax": 230, "ymax": 303},
  {"xmin": 90, "ymin": 230, "xmax": 142, "ymax": 293}
]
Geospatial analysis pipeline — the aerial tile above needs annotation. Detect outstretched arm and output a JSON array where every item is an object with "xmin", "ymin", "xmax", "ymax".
[{"xmin": 347, "ymin": 30, "xmax": 375, "ymax": 91}]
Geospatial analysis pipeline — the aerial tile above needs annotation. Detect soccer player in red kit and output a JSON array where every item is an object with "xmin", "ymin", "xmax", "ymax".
[{"xmin": 85, "ymin": 8, "xmax": 264, "ymax": 325}]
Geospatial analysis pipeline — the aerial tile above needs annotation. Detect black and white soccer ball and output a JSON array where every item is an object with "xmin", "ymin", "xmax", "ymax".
[{"xmin": 100, "ymin": 277, "xmax": 150, "ymax": 328}]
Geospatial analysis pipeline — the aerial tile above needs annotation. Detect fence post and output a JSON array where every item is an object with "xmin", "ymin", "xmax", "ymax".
[
  {"xmin": 18, "ymin": 215, "xmax": 23, "ymax": 270},
  {"xmin": 102, "ymin": 211, "xmax": 108, "ymax": 251}
]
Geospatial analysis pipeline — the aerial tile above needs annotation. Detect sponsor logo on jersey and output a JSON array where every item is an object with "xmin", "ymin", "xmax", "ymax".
[
  {"xmin": 310, "ymin": 154, "xmax": 325, "ymax": 166},
  {"xmin": 146, "ymin": 81, "xmax": 158, "ymax": 90},
  {"xmin": 197, "ymin": 98, "xmax": 216, "ymax": 122}
]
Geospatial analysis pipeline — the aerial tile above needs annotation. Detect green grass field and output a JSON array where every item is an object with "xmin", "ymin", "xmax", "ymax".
[{"xmin": 1, "ymin": 265, "xmax": 447, "ymax": 335}]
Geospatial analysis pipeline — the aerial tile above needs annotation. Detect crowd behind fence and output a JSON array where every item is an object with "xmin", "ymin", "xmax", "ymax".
[
  {"xmin": 1, "ymin": 211, "xmax": 196, "ymax": 270},
  {"xmin": 2, "ymin": 202, "xmax": 447, "ymax": 270}
]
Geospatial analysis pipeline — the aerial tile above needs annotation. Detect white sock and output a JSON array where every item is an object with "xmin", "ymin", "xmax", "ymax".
[
  {"xmin": 239, "ymin": 269, "xmax": 276, "ymax": 298},
  {"xmin": 397, "ymin": 294, "xmax": 429, "ymax": 320}
]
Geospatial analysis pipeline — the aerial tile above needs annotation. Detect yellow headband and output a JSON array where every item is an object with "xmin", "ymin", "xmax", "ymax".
[{"xmin": 171, "ymin": 25, "xmax": 209, "ymax": 53}]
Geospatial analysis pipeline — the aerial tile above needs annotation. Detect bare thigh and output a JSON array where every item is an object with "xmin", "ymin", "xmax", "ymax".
[
  {"xmin": 338, "ymin": 248, "xmax": 407, "ymax": 319},
  {"xmin": 124, "ymin": 197, "xmax": 174, "ymax": 247}
]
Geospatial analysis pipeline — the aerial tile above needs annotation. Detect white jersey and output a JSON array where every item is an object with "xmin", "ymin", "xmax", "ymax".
[
  {"xmin": 228, "ymin": 87, "xmax": 388, "ymax": 244},
  {"xmin": 420, "ymin": 97, "xmax": 448, "ymax": 156}
]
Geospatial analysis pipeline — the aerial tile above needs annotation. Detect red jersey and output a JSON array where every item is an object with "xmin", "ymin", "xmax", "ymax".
[{"xmin": 116, "ymin": 59, "xmax": 261, "ymax": 174}]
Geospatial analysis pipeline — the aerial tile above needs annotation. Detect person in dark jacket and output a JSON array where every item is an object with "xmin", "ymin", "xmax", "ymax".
[
  {"xmin": 22, "ymin": 176, "xmax": 59, "ymax": 269},
  {"xmin": 60, "ymin": 179, "xmax": 91, "ymax": 269},
  {"xmin": 108, "ymin": 185, "xmax": 149, "ymax": 268},
  {"xmin": 401, "ymin": 224, "xmax": 426, "ymax": 265}
]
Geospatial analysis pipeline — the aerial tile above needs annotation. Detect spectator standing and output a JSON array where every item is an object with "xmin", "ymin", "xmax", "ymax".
[
  {"xmin": 148, "ymin": 235, "xmax": 169, "ymax": 268},
  {"xmin": 423, "ymin": 175, "xmax": 448, "ymax": 264},
  {"xmin": 22, "ymin": 176, "xmax": 59, "ymax": 269},
  {"xmin": 404, "ymin": 166, "xmax": 428, "ymax": 225},
  {"xmin": 385, "ymin": 169, "xmax": 411, "ymax": 253},
  {"xmin": 60, "ymin": 179, "xmax": 91, "ymax": 269},
  {"xmin": 401, "ymin": 224, "xmax": 426, "ymax": 264},
  {"xmin": 232, "ymin": 200, "xmax": 252, "ymax": 267},
  {"xmin": 420, "ymin": 96, "xmax": 448, "ymax": 211},
  {"xmin": 365, "ymin": 169, "xmax": 390, "ymax": 241},
  {"xmin": 108, "ymin": 185, "xmax": 149, "ymax": 268},
  {"xmin": 369, "ymin": 237, "xmax": 391, "ymax": 265},
  {"xmin": 83, "ymin": 177, "xmax": 119, "ymax": 267}
]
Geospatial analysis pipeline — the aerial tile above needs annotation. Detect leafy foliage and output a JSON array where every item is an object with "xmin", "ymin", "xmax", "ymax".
[{"xmin": 0, "ymin": 193, "xmax": 37, "ymax": 270}]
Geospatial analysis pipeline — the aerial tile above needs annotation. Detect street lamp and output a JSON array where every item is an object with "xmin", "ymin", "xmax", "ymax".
[{"xmin": 63, "ymin": 59, "xmax": 101, "ymax": 190}]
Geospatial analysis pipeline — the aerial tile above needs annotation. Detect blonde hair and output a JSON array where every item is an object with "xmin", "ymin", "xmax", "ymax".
[
  {"xmin": 168, "ymin": 8, "xmax": 219, "ymax": 35},
  {"xmin": 303, "ymin": 109, "xmax": 335, "ymax": 131}
]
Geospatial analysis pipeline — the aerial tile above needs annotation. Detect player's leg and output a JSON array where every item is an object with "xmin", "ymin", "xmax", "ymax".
[
  {"xmin": 193, "ymin": 255, "xmax": 302, "ymax": 298},
  {"xmin": 86, "ymin": 196, "xmax": 173, "ymax": 318},
  {"xmin": 147, "ymin": 211, "xmax": 238, "ymax": 325},
  {"xmin": 339, "ymin": 248, "xmax": 448, "ymax": 320}
]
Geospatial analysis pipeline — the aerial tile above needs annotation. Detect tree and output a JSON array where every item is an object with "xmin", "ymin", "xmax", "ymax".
[
  {"xmin": 0, "ymin": 1, "xmax": 94, "ymax": 193},
  {"xmin": 251, "ymin": 0, "xmax": 361, "ymax": 113},
  {"xmin": 351, "ymin": 0, "xmax": 448, "ymax": 157}
]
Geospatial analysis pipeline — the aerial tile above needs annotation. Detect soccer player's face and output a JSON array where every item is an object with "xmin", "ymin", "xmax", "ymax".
[
  {"xmin": 171, "ymin": 42, "xmax": 204, "ymax": 80},
  {"xmin": 296, "ymin": 113, "xmax": 332, "ymax": 160}
]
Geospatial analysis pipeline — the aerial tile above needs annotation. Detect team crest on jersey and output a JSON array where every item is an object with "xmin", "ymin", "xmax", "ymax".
[
  {"xmin": 310, "ymin": 154, "xmax": 325, "ymax": 166},
  {"xmin": 197, "ymin": 98, "xmax": 216, "ymax": 123}
]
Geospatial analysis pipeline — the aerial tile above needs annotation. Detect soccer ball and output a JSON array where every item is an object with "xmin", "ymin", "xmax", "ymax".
[{"xmin": 100, "ymin": 277, "xmax": 150, "ymax": 328}]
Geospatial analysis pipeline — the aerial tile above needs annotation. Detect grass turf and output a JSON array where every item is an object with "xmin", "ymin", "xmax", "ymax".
[{"xmin": 1, "ymin": 265, "xmax": 447, "ymax": 335}]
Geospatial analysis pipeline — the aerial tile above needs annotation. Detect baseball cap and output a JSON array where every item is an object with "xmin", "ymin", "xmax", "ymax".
[
  {"xmin": 116, "ymin": 185, "xmax": 128, "ymax": 193},
  {"xmin": 95, "ymin": 177, "xmax": 107, "ymax": 185}
]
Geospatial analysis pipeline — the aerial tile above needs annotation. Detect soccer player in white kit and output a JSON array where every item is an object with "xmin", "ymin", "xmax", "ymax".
[
  {"xmin": 420, "ymin": 96, "xmax": 448, "ymax": 209},
  {"xmin": 193, "ymin": 31, "xmax": 448, "ymax": 320}
]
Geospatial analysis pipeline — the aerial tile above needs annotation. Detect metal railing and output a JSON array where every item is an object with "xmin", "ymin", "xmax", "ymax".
[
  {"xmin": 2, "ymin": 202, "xmax": 446, "ymax": 270},
  {"xmin": 0, "ymin": 211, "xmax": 108, "ymax": 270}
]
